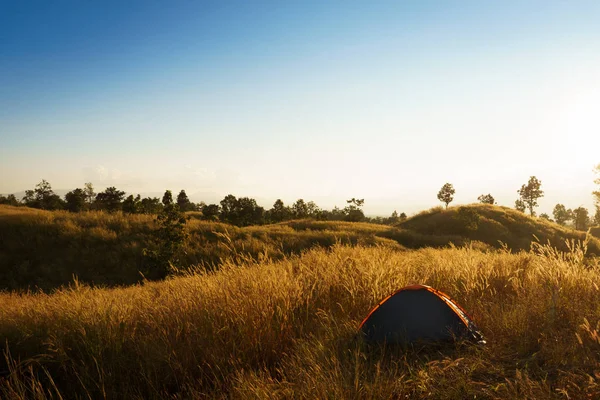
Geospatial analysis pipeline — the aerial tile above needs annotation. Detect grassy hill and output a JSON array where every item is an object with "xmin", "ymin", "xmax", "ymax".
[
  {"xmin": 399, "ymin": 203, "xmax": 600, "ymax": 254},
  {"xmin": 1, "ymin": 204, "xmax": 598, "ymax": 292},
  {"xmin": 1, "ymin": 243, "xmax": 599, "ymax": 398}
]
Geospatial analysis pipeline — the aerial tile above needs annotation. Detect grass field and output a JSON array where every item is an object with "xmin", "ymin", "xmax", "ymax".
[
  {"xmin": 1, "ymin": 204, "xmax": 597, "ymax": 291},
  {"xmin": 1, "ymin": 205, "xmax": 599, "ymax": 398}
]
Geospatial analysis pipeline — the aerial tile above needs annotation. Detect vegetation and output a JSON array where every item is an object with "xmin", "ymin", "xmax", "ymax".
[
  {"xmin": 477, "ymin": 193, "xmax": 495, "ymax": 204},
  {"xmin": 437, "ymin": 183, "xmax": 455, "ymax": 209},
  {"xmin": 517, "ymin": 176, "xmax": 544, "ymax": 216},
  {"xmin": 553, "ymin": 204, "xmax": 572, "ymax": 226},
  {"xmin": 514, "ymin": 198, "xmax": 526, "ymax": 213},
  {"xmin": 2, "ymin": 203, "xmax": 599, "ymax": 293},
  {"xmin": 1, "ymin": 238, "xmax": 600, "ymax": 398},
  {"xmin": 1, "ymin": 171, "xmax": 599, "ymax": 396}
]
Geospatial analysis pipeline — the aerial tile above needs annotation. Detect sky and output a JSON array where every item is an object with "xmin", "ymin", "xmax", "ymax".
[{"xmin": 1, "ymin": 1, "xmax": 599, "ymax": 215}]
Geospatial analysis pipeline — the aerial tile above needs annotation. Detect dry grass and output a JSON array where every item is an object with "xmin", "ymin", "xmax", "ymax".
[
  {"xmin": 1, "ymin": 237, "xmax": 600, "ymax": 398},
  {"xmin": 3, "ymin": 204, "xmax": 598, "ymax": 292}
]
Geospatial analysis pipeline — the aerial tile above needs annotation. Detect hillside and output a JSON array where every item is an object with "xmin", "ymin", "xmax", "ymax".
[
  {"xmin": 399, "ymin": 203, "xmax": 600, "ymax": 254},
  {"xmin": 0, "ymin": 205, "xmax": 400, "ymax": 291},
  {"xmin": 1, "ymin": 204, "xmax": 598, "ymax": 292},
  {"xmin": 1, "ymin": 243, "xmax": 599, "ymax": 398}
]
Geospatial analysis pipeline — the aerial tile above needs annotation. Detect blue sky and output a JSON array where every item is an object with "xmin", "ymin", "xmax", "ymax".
[{"xmin": 1, "ymin": 1, "xmax": 599, "ymax": 215}]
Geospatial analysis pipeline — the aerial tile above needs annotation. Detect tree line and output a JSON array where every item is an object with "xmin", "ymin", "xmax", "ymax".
[
  {"xmin": 0, "ymin": 180, "xmax": 407, "ymax": 227},
  {"xmin": 436, "ymin": 171, "xmax": 600, "ymax": 231},
  {"xmin": 3, "ymin": 166, "xmax": 599, "ymax": 229}
]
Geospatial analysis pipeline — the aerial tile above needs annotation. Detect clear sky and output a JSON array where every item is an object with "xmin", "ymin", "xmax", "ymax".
[{"xmin": 1, "ymin": 1, "xmax": 599, "ymax": 215}]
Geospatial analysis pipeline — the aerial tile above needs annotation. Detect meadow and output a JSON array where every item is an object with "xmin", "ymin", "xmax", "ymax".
[{"xmin": 1, "ymin": 204, "xmax": 599, "ymax": 398}]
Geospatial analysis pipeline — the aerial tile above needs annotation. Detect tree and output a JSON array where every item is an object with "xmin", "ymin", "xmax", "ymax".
[
  {"xmin": 84, "ymin": 182, "xmax": 96, "ymax": 209},
  {"xmin": 292, "ymin": 199, "xmax": 309, "ymax": 219},
  {"xmin": 388, "ymin": 210, "xmax": 399, "ymax": 224},
  {"xmin": 594, "ymin": 164, "xmax": 600, "ymax": 205},
  {"xmin": 539, "ymin": 213, "xmax": 552, "ymax": 222},
  {"xmin": 237, "ymin": 197, "xmax": 265, "ymax": 226},
  {"xmin": 399, "ymin": 212, "xmax": 407, "ymax": 221},
  {"xmin": 22, "ymin": 180, "xmax": 63, "ymax": 210},
  {"xmin": 269, "ymin": 199, "xmax": 291, "ymax": 223},
  {"xmin": 143, "ymin": 200, "xmax": 188, "ymax": 280},
  {"xmin": 140, "ymin": 197, "xmax": 163, "ymax": 214},
  {"xmin": 176, "ymin": 190, "xmax": 193, "ymax": 212},
  {"xmin": 517, "ymin": 176, "xmax": 544, "ymax": 216},
  {"xmin": 573, "ymin": 207, "xmax": 590, "ymax": 231},
  {"xmin": 437, "ymin": 183, "xmax": 455, "ymax": 209},
  {"xmin": 594, "ymin": 206, "xmax": 600, "ymax": 226},
  {"xmin": 306, "ymin": 201, "xmax": 320, "ymax": 218},
  {"xmin": 0, "ymin": 194, "xmax": 19, "ymax": 206},
  {"xmin": 95, "ymin": 187, "xmax": 125, "ymax": 212},
  {"xmin": 122, "ymin": 194, "xmax": 142, "ymax": 214},
  {"xmin": 201, "ymin": 203, "xmax": 220, "ymax": 221},
  {"xmin": 162, "ymin": 190, "xmax": 173, "ymax": 206},
  {"xmin": 477, "ymin": 194, "xmax": 495, "ymax": 205},
  {"xmin": 515, "ymin": 199, "xmax": 526, "ymax": 213},
  {"xmin": 219, "ymin": 195, "xmax": 264, "ymax": 226},
  {"xmin": 220, "ymin": 194, "xmax": 239, "ymax": 225},
  {"xmin": 553, "ymin": 204, "xmax": 572, "ymax": 226},
  {"xmin": 65, "ymin": 188, "xmax": 87, "ymax": 212},
  {"xmin": 344, "ymin": 198, "xmax": 365, "ymax": 222}
]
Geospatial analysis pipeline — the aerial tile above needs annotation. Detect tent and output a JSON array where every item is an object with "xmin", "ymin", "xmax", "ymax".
[{"xmin": 359, "ymin": 284, "xmax": 484, "ymax": 345}]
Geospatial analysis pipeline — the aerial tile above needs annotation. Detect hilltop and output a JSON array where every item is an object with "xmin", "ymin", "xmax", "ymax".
[{"xmin": 398, "ymin": 203, "xmax": 600, "ymax": 254}]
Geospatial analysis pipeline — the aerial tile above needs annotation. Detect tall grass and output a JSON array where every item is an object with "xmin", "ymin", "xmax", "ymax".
[
  {"xmin": 2, "ymin": 204, "xmax": 598, "ymax": 292},
  {"xmin": 1, "ymin": 239, "xmax": 599, "ymax": 398}
]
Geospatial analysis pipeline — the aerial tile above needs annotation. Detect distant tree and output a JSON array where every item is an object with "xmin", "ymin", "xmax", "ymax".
[
  {"xmin": 517, "ymin": 176, "xmax": 544, "ymax": 216},
  {"xmin": 176, "ymin": 190, "xmax": 194, "ymax": 212},
  {"xmin": 515, "ymin": 199, "xmax": 526, "ymax": 213},
  {"xmin": 0, "ymin": 194, "xmax": 19, "ymax": 206},
  {"xmin": 201, "ymin": 203, "xmax": 220, "ymax": 221},
  {"xmin": 477, "ymin": 194, "xmax": 495, "ymax": 205},
  {"xmin": 327, "ymin": 206, "xmax": 346, "ymax": 221},
  {"xmin": 83, "ymin": 182, "xmax": 96, "ymax": 209},
  {"xmin": 143, "ymin": 199, "xmax": 188, "ymax": 280},
  {"xmin": 162, "ymin": 190, "xmax": 173, "ymax": 206},
  {"xmin": 399, "ymin": 212, "xmax": 407, "ymax": 221},
  {"xmin": 594, "ymin": 164, "xmax": 600, "ymax": 205},
  {"xmin": 219, "ymin": 194, "xmax": 264, "ymax": 226},
  {"xmin": 140, "ymin": 197, "xmax": 163, "ymax": 214},
  {"xmin": 573, "ymin": 207, "xmax": 590, "ymax": 231},
  {"xmin": 437, "ymin": 183, "xmax": 455, "ymax": 209},
  {"xmin": 292, "ymin": 199, "xmax": 309, "ymax": 219},
  {"xmin": 95, "ymin": 187, "xmax": 125, "ymax": 212},
  {"xmin": 220, "ymin": 194, "xmax": 239, "ymax": 225},
  {"xmin": 237, "ymin": 197, "xmax": 265, "ymax": 226},
  {"xmin": 22, "ymin": 190, "xmax": 35, "ymax": 206},
  {"xmin": 594, "ymin": 206, "xmax": 600, "ymax": 226},
  {"xmin": 194, "ymin": 201, "xmax": 206, "ymax": 212},
  {"xmin": 539, "ymin": 213, "xmax": 553, "ymax": 222},
  {"xmin": 65, "ymin": 188, "xmax": 87, "ymax": 212},
  {"xmin": 122, "ymin": 194, "xmax": 142, "ymax": 214},
  {"xmin": 344, "ymin": 198, "xmax": 365, "ymax": 222},
  {"xmin": 306, "ymin": 201, "xmax": 320, "ymax": 218},
  {"xmin": 22, "ymin": 180, "xmax": 63, "ymax": 210},
  {"xmin": 269, "ymin": 199, "xmax": 291, "ymax": 223},
  {"xmin": 388, "ymin": 210, "xmax": 399, "ymax": 224},
  {"xmin": 553, "ymin": 204, "xmax": 571, "ymax": 226}
]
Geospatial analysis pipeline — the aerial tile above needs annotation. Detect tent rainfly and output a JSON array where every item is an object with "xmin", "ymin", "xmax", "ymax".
[{"xmin": 359, "ymin": 284, "xmax": 485, "ymax": 345}]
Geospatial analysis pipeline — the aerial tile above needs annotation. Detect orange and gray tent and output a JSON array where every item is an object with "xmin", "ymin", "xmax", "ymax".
[{"xmin": 359, "ymin": 285, "xmax": 484, "ymax": 344}]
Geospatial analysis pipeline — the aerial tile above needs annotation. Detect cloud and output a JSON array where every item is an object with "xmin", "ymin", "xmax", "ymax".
[{"xmin": 82, "ymin": 165, "xmax": 144, "ymax": 190}]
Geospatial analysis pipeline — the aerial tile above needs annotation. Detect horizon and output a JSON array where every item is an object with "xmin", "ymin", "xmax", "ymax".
[{"xmin": 2, "ymin": 1, "xmax": 599, "ymax": 216}]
